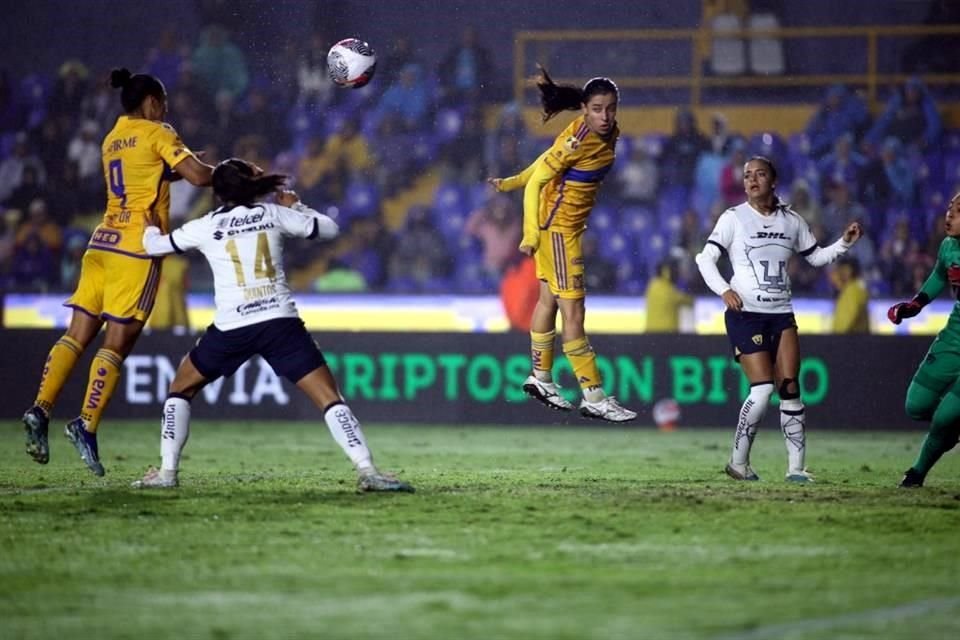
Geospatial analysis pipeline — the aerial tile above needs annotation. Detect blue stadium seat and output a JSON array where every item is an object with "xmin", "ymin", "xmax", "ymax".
[
  {"xmin": 435, "ymin": 107, "xmax": 464, "ymax": 143},
  {"xmin": 342, "ymin": 180, "xmax": 381, "ymax": 220},
  {"xmin": 433, "ymin": 181, "xmax": 469, "ymax": 214},
  {"xmin": 620, "ymin": 205, "xmax": 656, "ymax": 238},
  {"xmin": 589, "ymin": 204, "xmax": 617, "ymax": 234}
]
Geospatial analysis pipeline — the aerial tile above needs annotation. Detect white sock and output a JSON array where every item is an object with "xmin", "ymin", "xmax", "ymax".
[
  {"xmin": 323, "ymin": 402, "xmax": 374, "ymax": 472},
  {"xmin": 583, "ymin": 385, "xmax": 606, "ymax": 403},
  {"xmin": 780, "ymin": 398, "xmax": 806, "ymax": 472},
  {"xmin": 160, "ymin": 396, "xmax": 191, "ymax": 472},
  {"xmin": 731, "ymin": 382, "xmax": 774, "ymax": 466},
  {"xmin": 533, "ymin": 369, "xmax": 552, "ymax": 382}
]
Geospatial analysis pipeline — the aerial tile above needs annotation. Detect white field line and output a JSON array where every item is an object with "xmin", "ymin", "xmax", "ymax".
[{"xmin": 711, "ymin": 596, "xmax": 960, "ymax": 640}]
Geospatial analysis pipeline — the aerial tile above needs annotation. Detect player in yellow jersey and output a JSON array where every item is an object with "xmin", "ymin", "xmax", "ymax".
[
  {"xmin": 490, "ymin": 66, "xmax": 636, "ymax": 422},
  {"xmin": 22, "ymin": 68, "xmax": 215, "ymax": 476}
]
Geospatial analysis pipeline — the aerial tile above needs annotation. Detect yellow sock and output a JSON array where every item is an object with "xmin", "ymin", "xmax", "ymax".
[
  {"xmin": 34, "ymin": 335, "xmax": 84, "ymax": 415},
  {"xmin": 563, "ymin": 337, "xmax": 603, "ymax": 396},
  {"xmin": 530, "ymin": 329, "xmax": 556, "ymax": 379},
  {"xmin": 79, "ymin": 349, "xmax": 124, "ymax": 433}
]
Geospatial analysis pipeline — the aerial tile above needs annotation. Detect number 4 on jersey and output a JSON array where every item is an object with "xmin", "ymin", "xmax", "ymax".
[{"xmin": 225, "ymin": 232, "xmax": 276, "ymax": 287}]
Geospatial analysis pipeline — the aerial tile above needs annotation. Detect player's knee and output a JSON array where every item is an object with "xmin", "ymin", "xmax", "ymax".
[
  {"xmin": 905, "ymin": 395, "xmax": 935, "ymax": 421},
  {"xmin": 749, "ymin": 381, "xmax": 775, "ymax": 403},
  {"xmin": 778, "ymin": 377, "xmax": 800, "ymax": 400}
]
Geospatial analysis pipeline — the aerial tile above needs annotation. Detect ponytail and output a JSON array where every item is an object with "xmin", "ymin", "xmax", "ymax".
[
  {"xmin": 110, "ymin": 67, "xmax": 166, "ymax": 114},
  {"xmin": 212, "ymin": 158, "xmax": 287, "ymax": 206},
  {"xmin": 535, "ymin": 64, "xmax": 619, "ymax": 123}
]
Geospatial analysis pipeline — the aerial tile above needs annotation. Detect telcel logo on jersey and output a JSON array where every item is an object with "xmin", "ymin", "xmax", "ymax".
[
  {"xmin": 86, "ymin": 367, "xmax": 109, "ymax": 410},
  {"xmin": 230, "ymin": 212, "xmax": 265, "ymax": 227}
]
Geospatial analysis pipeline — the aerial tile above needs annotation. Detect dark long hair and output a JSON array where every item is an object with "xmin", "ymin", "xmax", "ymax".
[
  {"xmin": 109, "ymin": 68, "xmax": 166, "ymax": 114},
  {"xmin": 212, "ymin": 158, "xmax": 287, "ymax": 206},
  {"xmin": 535, "ymin": 64, "xmax": 619, "ymax": 123}
]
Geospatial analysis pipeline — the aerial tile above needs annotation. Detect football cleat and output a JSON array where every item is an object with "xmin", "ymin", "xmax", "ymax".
[
  {"xmin": 785, "ymin": 469, "xmax": 815, "ymax": 483},
  {"xmin": 64, "ymin": 418, "xmax": 104, "ymax": 477},
  {"xmin": 357, "ymin": 470, "xmax": 415, "ymax": 493},
  {"xmin": 131, "ymin": 466, "xmax": 179, "ymax": 489},
  {"xmin": 725, "ymin": 462, "xmax": 760, "ymax": 481},
  {"xmin": 23, "ymin": 405, "xmax": 50, "ymax": 464},
  {"xmin": 579, "ymin": 396, "xmax": 637, "ymax": 423},
  {"xmin": 899, "ymin": 467, "xmax": 925, "ymax": 488},
  {"xmin": 522, "ymin": 375, "xmax": 574, "ymax": 411}
]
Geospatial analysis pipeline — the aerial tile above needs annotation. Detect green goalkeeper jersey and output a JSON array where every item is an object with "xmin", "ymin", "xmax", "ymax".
[{"xmin": 920, "ymin": 236, "xmax": 960, "ymax": 351}]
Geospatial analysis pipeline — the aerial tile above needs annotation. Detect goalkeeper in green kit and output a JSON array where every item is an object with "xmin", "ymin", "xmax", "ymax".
[{"xmin": 888, "ymin": 193, "xmax": 960, "ymax": 487}]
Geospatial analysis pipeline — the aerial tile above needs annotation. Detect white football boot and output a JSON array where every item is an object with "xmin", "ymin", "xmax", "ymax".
[
  {"xmin": 522, "ymin": 375, "xmax": 574, "ymax": 412},
  {"xmin": 579, "ymin": 396, "xmax": 637, "ymax": 423},
  {"xmin": 131, "ymin": 466, "xmax": 179, "ymax": 489}
]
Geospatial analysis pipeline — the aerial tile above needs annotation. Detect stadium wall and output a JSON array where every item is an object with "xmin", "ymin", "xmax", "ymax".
[{"xmin": 0, "ymin": 330, "xmax": 928, "ymax": 430}]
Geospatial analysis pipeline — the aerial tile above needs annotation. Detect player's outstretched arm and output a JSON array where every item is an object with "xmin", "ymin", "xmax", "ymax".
[
  {"xmin": 275, "ymin": 191, "xmax": 339, "ymax": 240},
  {"xmin": 889, "ymin": 250, "xmax": 952, "ymax": 324},
  {"xmin": 492, "ymin": 150, "xmax": 550, "ymax": 193},
  {"xmin": 803, "ymin": 222, "xmax": 862, "ymax": 267},
  {"xmin": 143, "ymin": 218, "xmax": 207, "ymax": 256},
  {"xmin": 174, "ymin": 155, "xmax": 215, "ymax": 187},
  {"xmin": 519, "ymin": 159, "xmax": 558, "ymax": 254}
]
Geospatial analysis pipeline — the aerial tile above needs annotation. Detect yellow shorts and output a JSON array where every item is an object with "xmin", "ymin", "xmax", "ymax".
[
  {"xmin": 66, "ymin": 248, "xmax": 162, "ymax": 323},
  {"xmin": 535, "ymin": 227, "xmax": 585, "ymax": 299}
]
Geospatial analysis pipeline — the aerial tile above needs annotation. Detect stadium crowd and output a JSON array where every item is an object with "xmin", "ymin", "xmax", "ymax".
[{"xmin": 0, "ymin": 23, "xmax": 958, "ymax": 303}]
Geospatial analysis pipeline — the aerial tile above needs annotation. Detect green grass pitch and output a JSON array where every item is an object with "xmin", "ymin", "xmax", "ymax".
[{"xmin": 2, "ymin": 420, "xmax": 959, "ymax": 640}]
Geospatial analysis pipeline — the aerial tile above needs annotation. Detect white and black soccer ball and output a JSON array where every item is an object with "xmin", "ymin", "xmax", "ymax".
[{"xmin": 327, "ymin": 38, "xmax": 377, "ymax": 88}]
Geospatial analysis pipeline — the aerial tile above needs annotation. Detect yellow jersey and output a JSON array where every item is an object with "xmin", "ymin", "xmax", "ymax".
[
  {"xmin": 538, "ymin": 115, "xmax": 618, "ymax": 231},
  {"xmin": 90, "ymin": 115, "xmax": 193, "ymax": 257}
]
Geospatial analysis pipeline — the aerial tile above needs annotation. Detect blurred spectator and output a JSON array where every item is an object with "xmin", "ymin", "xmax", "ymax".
[
  {"xmin": 385, "ymin": 37, "xmax": 416, "ymax": 76},
  {"xmin": 861, "ymin": 137, "xmax": 915, "ymax": 208},
  {"xmin": 830, "ymin": 256, "xmax": 869, "ymax": 334},
  {"xmin": 787, "ymin": 178, "xmax": 820, "ymax": 228},
  {"xmin": 59, "ymin": 230, "xmax": 88, "ymax": 291},
  {"xmin": 234, "ymin": 87, "xmax": 288, "ymax": 155},
  {"xmin": 11, "ymin": 199, "xmax": 61, "ymax": 291},
  {"xmin": 902, "ymin": 0, "xmax": 960, "ymax": 73},
  {"xmin": 867, "ymin": 77, "xmax": 941, "ymax": 151},
  {"xmin": 147, "ymin": 254, "xmax": 190, "ymax": 333},
  {"xmin": 438, "ymin": 26, "xmax": 494, "ymax": 107},
  {"xmin": 66, "ymin": 119, "xmax": 101, "ymax": 182},
  {"xmin": 485, "ymin": 103, "xmax": 536, "ymax": 178},
  {"xmin": 146, "ymin": 29, "xmax": 187, "ymax": 91},
  {"xmin": 465, "ymin": 193, "xmax": 521, "ymax": 279},
  {"xmin": 880, "ymin": 217, "xmax": 926, "ymax": 296},
  {"xmin": 46, "ymin": 160, "xmax": 99, "ymax": 225},
  {"xmin": 816, "ymin": 133, "xmax": 866, "ymax": 196},
  {"xmin": 644, "ymin": 260, "xmax": 693, "ymax": 333},
  {"xmin": 804, "ymin": 84, "xmax": 870, "ymax": 159},
  {"xmin": 191, "ymin": 25, "xmax": 249, "ymax": 100},
  {"xmin": 33, "ymin": 119, "xmax": 69, "ymax": 182},
  {"xmin": 719, "ymin": 139, "xmax": 748, "ymax": 206},
  {"xmin": 313, "ymin": 259, "xmax": 368, "ymax": 292},
  {"xmin": 582, "ymin": 234, "xmax": 618, "ymax": 293},
  {"xmin": 48, "ymin": 60, "xmax": 89, "ymax": 123},
  {"xmin": 336, "ymin": 216, "xmax": 394, "ymax": 289},
  {"xmin": 0, "ymin": 70, "xmax": 25, "ymax": 133},
  {"xmin": 822, "ymin": 179, "xmax": 868, "ymax": 239},
  {"xmin": 0, "ymin": 208, "xmax": 19, "ymax": 274},
  {"xmin": 615, "ymin": 139, "xmax": 659, "ymax": 206},
  {"xmin": 80, "ymin": 72, "xmax": 119, "ymax": 134},
  {"xmin": 660, "ymin": 108, "xmax": 708, "ymax": 189},
  {"xmin": 443, "ymin": 107, "xmax": 485, "ymax": 182},
  {"xmin": 500, "ymin": 255, "xmax": 538, "ymax": 332},
  {"xmin": 388, "ymin": 206, "xmax": 451, "ymax": 290},
  {"xmin": 709, "ymin": 112, "xmax": 734, "ymax": 156},
  {"xmin": 4, "ymin": 165, "xmax": 44, "ymax": 212},
  {"xmin": 0, "ymin": 133, "xmax": 47, "ymax": 204},
  {"xmin": 296, "ymin": 32, "xmax": 335, "ymax": 110},
  {"xmin": 15, "ymin": 198, "xmax": 62, "ymax": 253},
  {"xmin": 300, "ymin": 120, "xmax": 373, "ymax": 202},
  {"xmin": 372, "ymin": 63, "xmax": 429, "ymax": 133}
]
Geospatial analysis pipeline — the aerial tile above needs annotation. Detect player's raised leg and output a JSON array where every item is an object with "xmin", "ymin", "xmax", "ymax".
[
  {"xmin": 900, "ymin": 365, "xmax": 960, "ymax": 488},
  {"xmin": 522, "ymin": 281, "xmax": 573, "ymax": 411},
  {"xmin": 556, "ymin": 297, "xmax": 636, "ymax": 423},
  {"xmin": 23, "ymin": 307, "xmax": 103, "ymax": 464},
  {"xmin": 66, "ymin": 319, "xmax": 146, "ymax": 476}
]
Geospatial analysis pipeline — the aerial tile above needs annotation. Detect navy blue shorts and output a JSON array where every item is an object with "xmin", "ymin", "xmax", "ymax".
[
  {"xmin": 724, "ymin": 310, "xmax": 797, "ymax": 361},
  {"xmin": 190, "ymin": 317, "xmax": 326, "ymax": 384}
]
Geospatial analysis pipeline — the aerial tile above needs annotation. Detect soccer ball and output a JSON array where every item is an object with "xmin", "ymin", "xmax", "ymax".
[{"xmin": 327, "ymin": 38, "xmax": 377, "ymax": 88}]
